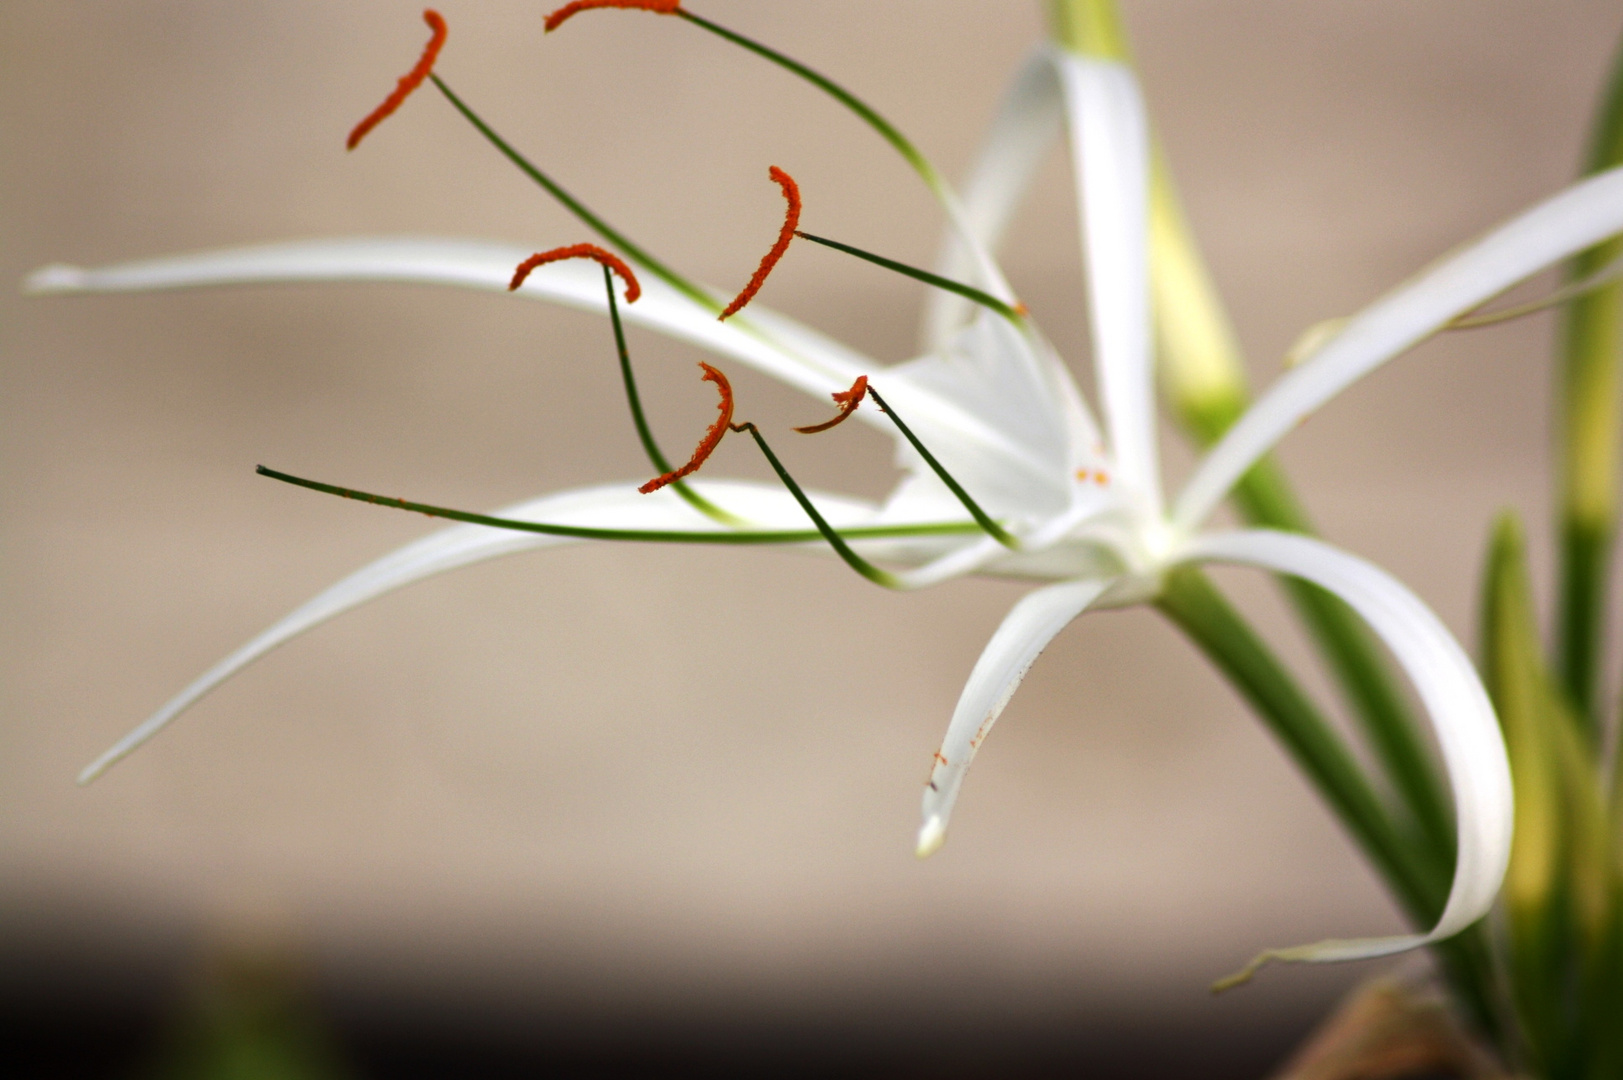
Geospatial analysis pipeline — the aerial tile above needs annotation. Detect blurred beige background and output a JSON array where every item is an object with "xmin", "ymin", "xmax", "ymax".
[{"xmin": 3, "ymin": 0, "xmax": 1621, "ymax": 1045}]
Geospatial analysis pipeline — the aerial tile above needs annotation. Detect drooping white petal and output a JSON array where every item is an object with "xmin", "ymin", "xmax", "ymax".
[
  {"xmin": 77, "ymin": 479, "xmax": 882, "ymax": 784},
  {"xmin": 1054, "ymin": 50, "xmax": 1160, "ymax": 515},
  {"xmin": 917, "ymin": 577, "xmax": 1115, "ymax": 856},
  {"xmin": 1175, "ymin": 166, "xmax": 1623, "ymax": 531},
  {"xmin": 923, "ymin": 52, "xmax": 1063, "ymax": 352},
  {"xmin": 1179, "ymin": 529, "xmax": 1512, "ymax": 974}
]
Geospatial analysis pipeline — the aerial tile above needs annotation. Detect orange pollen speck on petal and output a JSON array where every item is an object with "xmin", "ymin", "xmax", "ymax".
[
  {"xmin": 509, "ymin": 244, "xmax": 641, "ymax": 302},
  {"xmin": 639, "ymin": 362, "xmax": 736, "ymax": 494},
  {"xmin": 544, "ymin": 0, "xmax": 682, "ymax": 33},
  {"xmin": 719, "ymin": 166, "xmax": 802, "ymax": 322},
  {"xmin": 347, "ymin": 10, "xmax": 448, "ymax": 151},
  {"xmin": 794, "ymin": 375, "xmax": 868, "ymax": 434}
]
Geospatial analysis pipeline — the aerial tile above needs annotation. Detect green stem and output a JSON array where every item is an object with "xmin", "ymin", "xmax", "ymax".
[
  {"xmin": 1556, "ymin": 29, "xmax": 1623, "ymax": 739},
  {"xmin": 1156, "ymin": 568, "xmax": 1442, "ymax": 917},
  {"xmin": 1231, "ymin": 455, "xmax": 1456, "ymax": 865},
  {"xmin": 1157, "ymin": 568, "xmax": 1504, "ymax": 1037}
]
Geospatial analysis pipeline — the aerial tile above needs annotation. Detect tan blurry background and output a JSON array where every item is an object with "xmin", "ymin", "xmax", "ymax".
[{"xmin": 3, "ymin": 0, "xmax": 1621, "ymax": 1050}]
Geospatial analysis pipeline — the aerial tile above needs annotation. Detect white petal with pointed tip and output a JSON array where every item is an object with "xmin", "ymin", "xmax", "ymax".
[
  {"xmin": 918, "ymin": 577, "xmax": 1115, "ymax": 856},
  {"xmin": 923, "ymin": 52, "xmax": 1062, "ymax": 351},
  {"xmin": 1180, "ymin": 529, "xmax": 1512, "ymax": 969},
  {"xmin": 78, "ymin": 479, "xmax": 883, "ymax": 784},
  {"xmin": 1056, "ymin": 52, "xmax": 1159, "ymax": 516},
  {"xmin": 29, "ymin": 238, "xmax": 1070, "ymax": 513},
  {"xmin": 1176, "ymin": 166, "xmax": 1623, "ymax": 531},
  {"xmin": 28, "ymin": 237, "xmax": 870, "ymax": 404}
]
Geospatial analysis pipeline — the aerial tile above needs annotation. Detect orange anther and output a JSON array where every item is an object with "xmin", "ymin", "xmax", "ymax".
[
  {"xmin": 794, "ymin": 375, "xmax": 868, "ymax": 434},
  {"xmin": 509, "ymin": 243, "xmax": 641, "ymax": 302},
  {"xmin": 347, "ymin": 10, "xmax": 449, "ymax": 151},
  {"xmin": 719, "ymin": 166, "xmax": 802, "ymax": 321},
  {"xmin": 639, "ymin": 362, "xmax": 735, "ymax": 494},
  {"xmin": 544, "ymin": 0, "xmax": 682, "ymax": 33}
]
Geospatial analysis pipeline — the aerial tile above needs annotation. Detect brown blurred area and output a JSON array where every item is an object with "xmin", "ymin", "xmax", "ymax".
[{"xmin": 3, "ymin": 1, "xmax": 1621, "ymax": 1074}]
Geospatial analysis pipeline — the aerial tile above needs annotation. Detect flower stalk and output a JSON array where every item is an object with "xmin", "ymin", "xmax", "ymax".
[{"xmin": 1558, "ymin": 34, "xmax": 1623, "ymax": 739}]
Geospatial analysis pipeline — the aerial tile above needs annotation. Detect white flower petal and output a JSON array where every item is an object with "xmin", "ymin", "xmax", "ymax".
[
  {"xmin": 922, "ymin": 52, "xmax": 1063, "ymax": 352},
  {"xmin": 884, "ymin": 312, "xmax": 1081, "ymax": 521},
  {"xmin": 1179, "ymin": 529, "xmax": 1512, "ymax": 973},
  {"xmin": 1054, "ymin": 50, "xmax": 1160, "ymax": 515},
  {"xmin": 30, "ymin": 238, "xmax": 1076, "ymax": 512},
  {"xmin": 917, "ymin": 577, "xmax": 1115, "ymax": 856},
  {"xmin": 77, "ymin": 479, "xmax": 882, "ymax": 784},
  {"xmin": 28, "ymin": 236, "xmax": 872, "ymax": 408},
  {"xmin": 1175, "ymin": 166, "xmax": 1623, "ymax": 531}
]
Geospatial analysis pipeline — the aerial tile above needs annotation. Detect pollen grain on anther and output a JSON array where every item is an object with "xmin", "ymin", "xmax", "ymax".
[
  {"xmin": 719, "ymin": 166, "xmax": 802, "ymax": 321},
  {"xmin": 639, "ymin": 362, "xmax": 735, "ymax": 494},
  {"xmin": 509, "ymin": 243, "xmax": 641, "ymax": 302},
  {"xmin": 543, "ymin": 0, "xmax": 682, "ymax": 33},
  {"xmin": 795, "ymin": 375, "xmax": 868, "ymax": 434},
  {"xmin": 347, "ymin": 9, "xmax": 449, "ymax": 151}
]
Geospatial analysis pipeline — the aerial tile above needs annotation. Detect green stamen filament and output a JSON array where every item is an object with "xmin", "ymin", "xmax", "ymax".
[
  {"xmin": 726, "ymin": 422, "xmax": 901, "ymax": 588},
  {"xmin": 865, "ymin": 386, "xmax": 1019, "ymax": 549},
  {"xmin": 428, "ymin": 74, "xmax": 717, "ymax": 313},
  {"xmin": 794, "ymin": 230, "xmax": 1025, "ymax": 325},
  {"xmin": 256, "ymin": 466, "xmax": 983, "ymax": 546},
  {"xmin": 601, "ymin": 265, "xmax": 744, "ymax": 525}
]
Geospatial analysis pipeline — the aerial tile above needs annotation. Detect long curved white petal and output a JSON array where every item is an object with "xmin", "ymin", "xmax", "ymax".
[
  {"xmin": 922, "ymin": 52, "xmax": 1063, "ymax": 352},
  {"xmin": 916, "ymin": 577, "xmax": 1115, "ymax": 856},
  {"xmin": 1055, "ymin": 50, "xmax": 1159, "ymax": 515},
  {"xmin": 28, "ymin": 236, "xmax": 872, "ymax": 409},
  {"xmin": 77, "ymin": 479, "xmax": 881, "ymax": 784},
  {"xmin": 28, "ymin": 238, "xmax": 1065, "ymax": 501},
  {"xmin": 1175, "ymin": 166, "xmax": 1623, "ymax": 531},
  {"xmin": 1179, "ymin": 529, "xmax": 1512, "ymax": 975}
]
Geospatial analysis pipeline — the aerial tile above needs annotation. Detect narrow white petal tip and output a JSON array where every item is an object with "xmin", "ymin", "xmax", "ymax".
[
  {"xmin": 24, "ymin": 264, "xmax": 88, "ymax": 294},
  {"xmin": 77, "ymin": 743, "xmax": 130, "ymax": 786},
  {"xmin": 1210, "ymin": 953, "xmax": 1271, "ymax": 994},
  {"xmin": 915, "ymin": 815, "xmax": 947, "ymax": 859}
]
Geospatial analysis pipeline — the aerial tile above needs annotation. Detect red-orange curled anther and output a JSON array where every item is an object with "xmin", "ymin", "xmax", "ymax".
[
  {"xmin": 509, "ymin": 244, "xmax": 641, "ymax": 302},
  {"xmin": 719, "ymin": 166, "xmax": 801, "ymax": 322},
  {"xmin": 544, "ymin": 0, "xmax": 682, "ymax": 33},
  {"xmin": 347, "ymin": 10, "xmax": 448, "ymax": 151},
  {"xmin": 794, "ymin": 375, "xmax": 868, "ymax": 434},
  {"xmin": 639, "ymin": 362, "xmax": 735, "ymax": 493}
]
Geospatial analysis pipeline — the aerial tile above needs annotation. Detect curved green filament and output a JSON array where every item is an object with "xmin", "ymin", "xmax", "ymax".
[
  {"xmin": 601, "ymin": 265, "xmax": 745, "ymax": 525},
  {"xmin": 728, "ymin": 423, "xmax": 901, "ymax": 588},
  {"xmin": 429, "ymin": 74, "xmax": 716, "ymax": 312},
  {"xmin": 795, "ymin": 231, "xmax": 1025, "ymax": 326},
  {"xmin": 675, "ymin": 11, "xmax": 940, "ymax": 193},
  {"xmin": 256, "ymin": 465, "xmax": 983, "ymax": 546},
  {"xmin": 863, "ymin": 386, "xmax": 1018, "ymax": 549}
]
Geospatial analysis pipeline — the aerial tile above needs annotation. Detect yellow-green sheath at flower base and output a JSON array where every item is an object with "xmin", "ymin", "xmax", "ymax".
[
  {"xmin": 1559, "ymin": 30, "xmax": 1623, "ymax": 739},
  {"xmin": 1047, "ymin": 0, "xmax": 1130, "ymax": 61},
  {"xmin": 1480, "ymin": 514, "xmax": 1622, "ymax": 1079}
]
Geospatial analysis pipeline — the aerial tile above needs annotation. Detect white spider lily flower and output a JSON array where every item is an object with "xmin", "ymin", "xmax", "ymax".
[{"xmin": 31, "ymin": 38, "xmax": 1623, "ymax": 974}]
